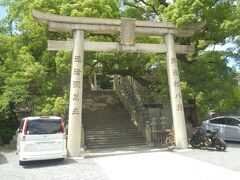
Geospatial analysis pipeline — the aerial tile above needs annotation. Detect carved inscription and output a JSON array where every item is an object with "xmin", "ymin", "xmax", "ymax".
[
  {"xmin": 172, "ymin": 69, "xmax": 179, "ymax": 77},
  {"xmin": 73, "ymin": 81, "xmax": 81, "ymax": 88},
  {"xmin": 74, "ymin": 68, "xmax": 81, "ymax": 75},
  {"xmin": 72, "ymin": 108, "xmax": 80, "ymax": 115},
  {"xmin": 176, "ymin": 104, "xmax": 184, "ymax": 111},
  {"xmin": 175, "ymin": 92, "xmax": 182, "ymax": 99},
  {"xmin": 171, "ymin": 57, "xmax": 177, "ymax": 64},
  {"xmin": 170, "ymin": 57, "xmax": 184, "ymax": 111},
  {"xmin": 74, "ymin": 55, "xmax": 82, "ymax": 63},
  {"xmin": 173, "ymin": 81, "xmax": 180, "ymax": 87},
  {"xmin": 73, "ymin": 94, "xmax": 80, "ymax": 102}
]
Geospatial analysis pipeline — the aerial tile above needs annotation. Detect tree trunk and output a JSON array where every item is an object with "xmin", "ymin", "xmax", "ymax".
[{"xmin": 184, "ymin": 99, "xmax": 199, "ymax": 127}]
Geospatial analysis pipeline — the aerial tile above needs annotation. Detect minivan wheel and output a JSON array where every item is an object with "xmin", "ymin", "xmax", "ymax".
[{"xmin": 19, "ymin": 160, "xmax": 25, "ymax": 166}]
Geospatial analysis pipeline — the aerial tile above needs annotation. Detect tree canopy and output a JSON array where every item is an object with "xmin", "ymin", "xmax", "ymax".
[{"xmin": 0, "ymin": 0, "xmax": 239, "ymax": 128}]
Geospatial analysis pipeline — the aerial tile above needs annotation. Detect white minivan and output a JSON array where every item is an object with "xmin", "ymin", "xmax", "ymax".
[{"xmin": 17, "ymin": 116, "xmax": 67, "ymax": 165}]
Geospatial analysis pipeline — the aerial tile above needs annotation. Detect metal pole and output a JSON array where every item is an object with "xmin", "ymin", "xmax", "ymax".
[
  {"xmin": 164, "ymin": 33, "xmax": 188, "ymax": 149},
  {"xmin": 67, "ymin": 29, "xmax": 84, "ymax": 156}
]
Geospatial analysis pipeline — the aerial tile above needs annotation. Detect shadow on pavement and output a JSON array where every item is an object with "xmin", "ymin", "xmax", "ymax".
[
  {"xmin": 0, "ymin": 154, "xmax": 8, "ymax": 164},
  {"xmin": 22, "ymin": 158, "xmax": 78, "ymax": 169},
  {"xmin": 189, "ymin": 147, "xmax": 228, "ymax": 152},
  {"xmin": 85, "ymin": 145, "xmax": 169, "ymax": 159},
  {"xmin": 225, "ymin": 141, "xmax": 240, "ymax": 148}
]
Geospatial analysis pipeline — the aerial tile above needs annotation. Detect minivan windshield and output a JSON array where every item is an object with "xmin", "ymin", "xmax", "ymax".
[{"xmin": 27, "ymin": 119, "xmax": 62, "ymax": 134}]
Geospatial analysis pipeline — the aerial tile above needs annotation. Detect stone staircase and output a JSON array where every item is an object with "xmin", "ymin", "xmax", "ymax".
[{"xmin": 83, "ymin": 89, "xmax": 145, "ymax": 149}]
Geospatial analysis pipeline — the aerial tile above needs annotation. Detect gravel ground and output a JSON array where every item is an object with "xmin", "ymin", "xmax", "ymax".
[
  {"xmin": 0, "ymin": 152, "xmax": 108, "ymax": 180},
  {"xmin": 0, "ymin": 142, "xmax": 240, "ymax": 180}
]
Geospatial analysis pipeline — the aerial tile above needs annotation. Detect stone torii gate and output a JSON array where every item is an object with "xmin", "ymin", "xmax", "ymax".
[{"xmin": 33, "ymin": 10, "xmax": 203, "ymax": 157}]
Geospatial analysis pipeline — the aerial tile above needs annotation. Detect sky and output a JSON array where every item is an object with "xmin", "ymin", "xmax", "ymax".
[{"xmin": 0, "ymin": 6, "xmax": 7, "ymax": 19}]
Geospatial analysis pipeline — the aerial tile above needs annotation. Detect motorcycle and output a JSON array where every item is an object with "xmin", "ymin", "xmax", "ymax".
[{"xmin": 190, "ymin": 126, "xmax": 227, "ymax": 151}]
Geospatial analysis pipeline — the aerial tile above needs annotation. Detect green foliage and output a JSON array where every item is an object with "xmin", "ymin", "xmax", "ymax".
[
  {"xmin": 123, "ymin": 0, "xmax": 240, "ymax": 119},
  {"xmin": 97, "ymin": 75, "xmax": 113, "ymax": 89},
  {"xmin": 55, "ymin": 51, "xmax": 71, "ymax": 75},
  {"xmin": 164, "ymin": 0, "xmax": 239, "ymax": 47},
  {"xmin": 180, "ymin": 51, "xmax": 240, "ymax": 118},
  {"xmin": 33, "ymin": 94, "xmax": 68, "ymax": 116},
  {"xmin": 164, "ymin": 0, "xmax": 204, "ymax": 27},
  {"xmin": 122, "ymin": 0, "xmax": 169, "ymax": 20},
  {"xmin": 0, "ymin": 112, "xmax": 18, "ymax": 144}
]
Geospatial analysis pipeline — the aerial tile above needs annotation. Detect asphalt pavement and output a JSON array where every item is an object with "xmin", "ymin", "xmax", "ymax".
[{"xmin": 0, "ymin": 142, "xmax": 240, "ymax": 180}]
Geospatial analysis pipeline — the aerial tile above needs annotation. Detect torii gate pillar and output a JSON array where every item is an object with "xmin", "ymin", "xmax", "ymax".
[
  {"xmin": 67, "ymin": 30, "xmax": 84, "ymax": 156},
  {"xmin": 165, "ymin": 34, "xmax": 188, "ymax": 148}
]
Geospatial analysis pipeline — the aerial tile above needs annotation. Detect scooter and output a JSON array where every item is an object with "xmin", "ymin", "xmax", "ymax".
[{"xmin": 190, "ymin": 126, "xmax": 227, "ymax": 151}]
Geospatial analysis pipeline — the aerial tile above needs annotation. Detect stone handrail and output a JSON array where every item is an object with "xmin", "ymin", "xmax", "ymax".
[
  {"xmin": 116, "ymin": 76, "xmax": 171, "ymax": 146},
  {"xmin": 116, "ymin": 76, "xmax": 149, "ymax": 140}
]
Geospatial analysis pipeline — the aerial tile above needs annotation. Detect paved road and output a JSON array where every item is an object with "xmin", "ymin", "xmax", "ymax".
[
  {"xmin": 175, "ymin": 141, "xmax": 240, "ymax": 172},
  {"xmin": 0, "ymin": 142, "xmax": 240, "ymax": 180}
]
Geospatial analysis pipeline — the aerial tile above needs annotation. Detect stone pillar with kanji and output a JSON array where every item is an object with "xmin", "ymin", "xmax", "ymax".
[
  {"xmin": 164, "ymin": 33, "xmax": 188, "ymax": 149},
  {"xmin": 67, "ymin": 29, "xmax": 84, "ymax": 156}
]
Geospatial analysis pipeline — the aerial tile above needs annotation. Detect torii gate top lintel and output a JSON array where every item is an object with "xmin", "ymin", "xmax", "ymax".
[
  {"xmin": 32, "ymin": 10, "xmax": 204, "ymax": 54},
  {"xmin": 32, "ymin": 10, "xmax": 204, "ymax": 37}
]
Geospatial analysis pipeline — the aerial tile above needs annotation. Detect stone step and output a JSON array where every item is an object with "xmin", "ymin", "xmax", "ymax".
[
  {"xmin": 83, "ymin": 115, "xmax": 130, "ymax": 119},
  {"xmin": 85, "ymin": 128, "xmax": 138, "ymax": 132},
  {"xmin": 86, "ymin": 142, "xmax": 145, "ymax": 149},
  {"xmin": 86, "ymin": 140, "xmax": 145, "ymax": 147},
  {"xmin": 84, "ymin": 120, "xmax": 134, "ymax": 124},
  {"xmin": 85, "ymin": 125, "xmax": 138, "ymax": 129},
  {"xmin": 83, "ymin": 90, "xmax": 145, "ymax": 149},
  {"xmin": 85, "ymin": 130, "xmax": 142, "ymax": 135},
  {"xmin": 84, "ymin": 124, "xmax": 138, "ymax": 129},
  {"xmin": 85, "ymin": 136, "xmax": 144, "ymax": 141}
]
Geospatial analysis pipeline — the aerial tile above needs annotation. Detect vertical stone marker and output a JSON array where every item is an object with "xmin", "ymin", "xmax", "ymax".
[
  {"xmin": 164, "ymin": 34, "xmax": 188, "ymax": 149},
  {"xmin": 67, "ymin": 30, "xmax": 84, "ymax": 156}
]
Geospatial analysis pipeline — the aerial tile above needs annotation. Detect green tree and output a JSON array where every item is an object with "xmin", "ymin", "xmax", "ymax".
[
  {"xmin": 123, "ymin": 0, "xmax": 240, "ymax": 124},
  {"xmin": 0, "ymin": 0, "xmax": 126, "ymax": 131},
  {"xmin": 0, "ymin": 0, "xmax": 239, "ymax": 132},
  {"xmin": 164, "ymin": 0, "xmax": 240, "ymax": 121}
]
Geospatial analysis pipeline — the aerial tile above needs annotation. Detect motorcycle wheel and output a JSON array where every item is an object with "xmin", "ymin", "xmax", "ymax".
[
  {"xmin": 215, "ymin": 138, "xmax": 227, "ymax": 151},
  {"xmin": 190, "ymin": 138, "xmax": 201, "ymax": 148}
]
